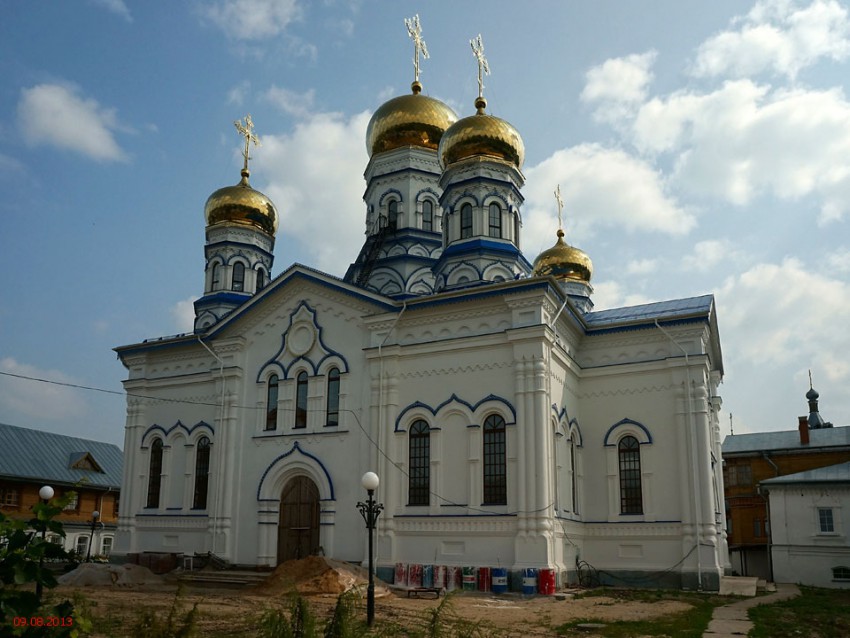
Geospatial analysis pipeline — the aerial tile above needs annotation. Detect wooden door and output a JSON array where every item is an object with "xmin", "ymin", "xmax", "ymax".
[{"xmin": 277, "ymin": 476, "xmax": 320, "ymax": 564}]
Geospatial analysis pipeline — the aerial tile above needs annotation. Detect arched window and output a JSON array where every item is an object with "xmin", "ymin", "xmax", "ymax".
[
  {"xmin": 570, "ymin": 439, "xmax": 578, "ymax": 514},
  {"xmin": 232, "ymin": 263, "xmax": 245, "ymax": 292},
  {"xmin": 514, "ymin": 215, "xmax": 520, "ymax": 245},
  {"xmin": 193, "ymin": 436, "xmax": 211, "ymax": 509},
  {"xmin": 146, "ymin": 439, "xmax": 163, "ymax": 508},
  {"xmin": 409, "ymin": 420, "xmax": 430, "ymax": 505},
  {"xmin": 211, "ymin": 263, "xmax": 220, "ymax": 291},
  {"xmin": 265, "ymin": 374, "xmax": 279, "ymax": 431},
  {"xmin": 388, "ymin": 200, "xmax": 399, "ymax": 229},
  {"xmin": 488, "ymin": 203, "xmax": 502, "ymax": 238},
  {"xmin": 422, "ymin": 200, "xmax": 434, "ymax": 231},
  {"xmin": 256, "ymin": 268, "xmax": 265, "ymax": 292},
  {"xmin": 460, "ymin": 203, "xmax": 473, "ymax": 239},
  {"xmin": 295, "ymin": 371, "xmax": 308, "ymax": 428},
  {"xmin": 326, "ymin": 367, "xmax": 340, "ymax": 426},
  {"xmin": 618, "ymin": 435, "xmax": 642, "ymax": 514},
  {"xmin": 483, "ymin": 414, "xmax": 507, "ymax": 505}
]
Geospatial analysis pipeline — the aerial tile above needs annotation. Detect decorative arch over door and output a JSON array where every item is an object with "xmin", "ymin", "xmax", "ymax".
[{"xmin": 278, "ymin": 476, "xmax": 320, "ymax": 564}]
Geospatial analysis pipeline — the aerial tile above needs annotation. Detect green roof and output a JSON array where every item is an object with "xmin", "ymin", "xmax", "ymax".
[{"xmin": 0, "ymin": 422, "xmax": 122, "ymax": 489}]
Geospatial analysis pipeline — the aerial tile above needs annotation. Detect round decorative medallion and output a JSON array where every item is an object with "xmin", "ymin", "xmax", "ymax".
[{"xmin": 288, "ymin": 324, "xmax": 315, "ymax": 356}]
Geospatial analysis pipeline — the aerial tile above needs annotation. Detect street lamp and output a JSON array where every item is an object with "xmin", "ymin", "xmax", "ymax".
[
  {"xmin": 35, "ymin": 485, "xmax": 54, "ymax": 601},
  {"xmin": 85, "ymin": 511, "xmax": 100, "ymax": 562},
  {"xmin": 357, "ymin": 471, "xmax": 383, "ymax": 627}
]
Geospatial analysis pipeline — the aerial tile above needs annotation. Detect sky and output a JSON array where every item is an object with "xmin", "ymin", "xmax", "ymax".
[{"xmin": 1, "ymin": 0, "xmax": 849, "ymax": 448}]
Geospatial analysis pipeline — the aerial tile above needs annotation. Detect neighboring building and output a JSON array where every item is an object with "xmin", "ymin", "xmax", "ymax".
[
  {"xmin": 722, "ymin": 388, "xmax": 850, "ymax": 579},
  {"xmin": 762, "ymin": 462, "xmax": 850, "ymax": 588},
  {"xmin": 0, "ymin": 422, "xmax": 122, "ymax": 559},
  {"xmin": 114, "ymin": 32, "xmax": 729, "ymax": 590}
]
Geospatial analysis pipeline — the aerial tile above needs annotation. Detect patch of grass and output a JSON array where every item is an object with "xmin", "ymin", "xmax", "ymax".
[
  {"xmin": 749, "ymin": 586, "xmax": 850, "ymax": 638},
  {"xmin": 556, "ymin": 588, "xmax": 729, "ymax": 638}
]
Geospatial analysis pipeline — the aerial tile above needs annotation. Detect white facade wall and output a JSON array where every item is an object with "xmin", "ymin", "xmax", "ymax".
[{"xmin": 768, "ymin": 484, "xmax": 850, "ymax": 588}]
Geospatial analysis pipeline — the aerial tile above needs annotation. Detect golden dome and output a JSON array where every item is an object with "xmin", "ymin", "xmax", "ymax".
[
  {"xmin": 532, "ymin": 229, "xmax": 593, "ymax": 283},
  {"xmin": 439, "ymin": 97, "xmax": 525, "ymax": 169},
  {"xmin": 204, "ymin": 169, "xmax": 278, "ymax": 236},
  {"xmin": 366, "ymin": 82, "xmax": 458, "ymax": 156}
]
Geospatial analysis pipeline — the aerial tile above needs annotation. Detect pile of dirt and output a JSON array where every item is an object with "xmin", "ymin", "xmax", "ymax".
[
  {"xmin": 57, "ymin": 563, "xmax": 164, "ymax": 587},
  {"xmin": 255, "ymin": 556, "xmax": 390, "ymax": 597}
]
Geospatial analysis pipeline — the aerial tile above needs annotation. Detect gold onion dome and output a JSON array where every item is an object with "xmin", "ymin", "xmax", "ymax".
[
  {"xmin": 204, "ymin": 169, "xmax": 278, "ymax": 236},
  {"xmin": 366, "ymin": 82, "xmax": 459, "ymax": 156},
  {"xmin": 533, "ymin": 229, "xmax": 593, "ymax": 283},
  {"xmin": 439, "ymin": 97, "xmax": 525, "ymax": 169}
]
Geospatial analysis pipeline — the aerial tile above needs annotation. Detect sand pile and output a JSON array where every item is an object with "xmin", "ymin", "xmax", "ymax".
[
  {"xmin": 255, "ymin": 556, "xmax": 390, "ymax": 597},
  {"xmin": 58, "ymin": 563, "xmax": 164, "ymax": 587}
]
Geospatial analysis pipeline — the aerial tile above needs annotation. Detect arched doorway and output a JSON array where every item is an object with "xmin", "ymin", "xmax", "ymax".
[{"xmin": 278, "ymin": 476, "xmax": 320, "ymax": 564}]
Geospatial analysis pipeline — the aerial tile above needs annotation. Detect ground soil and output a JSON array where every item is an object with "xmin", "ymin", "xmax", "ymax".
[{"xmin": 51, "ymin": 559, "xmax": 693, "ymax": 637}]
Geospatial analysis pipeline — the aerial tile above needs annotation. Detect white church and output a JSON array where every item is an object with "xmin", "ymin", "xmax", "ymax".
[{"xmin": 113, "ymin": 25, "xmax": 729, "ymax": 590}]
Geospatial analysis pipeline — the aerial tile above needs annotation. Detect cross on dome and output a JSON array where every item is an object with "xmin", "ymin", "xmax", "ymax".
[
  {"xmin": 470, "ymin": 34, "xmax": 490, "ymax": 99},
  {"xmin": 405, "ymin": 14, "xmax": 429, "ymax": 84},
  {"xmin": 555, "ymin": 184, "xmax": 564, "ymax": 230},
  {"xmin": 234, "ymin": 114, "xmax": 261, "ymax": 173}
]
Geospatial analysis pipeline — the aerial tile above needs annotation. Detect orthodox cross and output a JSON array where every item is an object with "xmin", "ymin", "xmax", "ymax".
[
  {"xmin": 809, "ymin": 369, "xmax": 813, "ymax": 389},
  {"xmin": 470, "ymin": 34, "xmax": 490, "ymax": 98},
  {"xmin": 554, "ymin": 184, "xmax": 564, "ymax": 229},
  {"xmin": 234, "ymin": 114, "xmax": 260, "ymax": 172},
  {"xmin": 405, "ymin": 14, "xmax": 429, "ymax": 83}
]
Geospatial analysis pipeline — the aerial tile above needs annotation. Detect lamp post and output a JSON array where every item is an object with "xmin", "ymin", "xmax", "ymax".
[
  {"xmin": 85, "ymin": 511, "xmax": 100, "ymax": 562},
  {"xmin": 35, "ymin": 485, "xmax": 54, "ymax": 601},
  {"xmin": 357, "ymin": 471, "xmax": 383, "ymax": 627}
]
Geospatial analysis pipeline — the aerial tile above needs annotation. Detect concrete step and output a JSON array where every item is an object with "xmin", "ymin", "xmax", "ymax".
[
  {"xmin": 719, "ymin": 575, "xmax": 758, "ymax": 597},
  {"xmin": 178, "ymin": 569, "xmax": 269, "ymax": 587}
]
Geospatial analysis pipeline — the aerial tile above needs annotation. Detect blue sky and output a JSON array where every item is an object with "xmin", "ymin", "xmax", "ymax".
[{"xmin": 2, "ymin": 0, "xmax": 849, "ymax": 447}]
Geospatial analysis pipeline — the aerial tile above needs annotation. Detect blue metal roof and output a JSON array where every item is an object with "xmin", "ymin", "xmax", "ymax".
[
  {"xmin": 761, "ymin": 461, "xmax": 850, "ymax": 485},
  {"xmin": 0, "ymin": 423, "xmax": 122, "ymax": 489},
  {"xmin": 723, "ymin": 426, "xmax": 850, "ymax": 455},
  {"xmin": 584, "ymin": 295, "xmax": 714, "ymax": 327}
]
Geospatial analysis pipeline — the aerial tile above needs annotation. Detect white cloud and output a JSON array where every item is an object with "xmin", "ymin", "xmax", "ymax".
[
  {"xmin": 581, "ymin": 51, "xmax": 657, "ymax": 124},
  {"xmin": 90, "ymin": 0, "xmax": 132, "ymax": 22},
  {"xmin": 0, "ymin": 358, "xmax": 87, "ymax": 422},
  {"xmin": 626, "ymin": 258, "xmax": 659, "ymax": 275},
  {"xmin": 265, "ymin": 86, "xmax": 316, "ymax": 119},
  {"xmin": 227, "ymin": 81, "xmax": 251, "ymax": 106},
  {"xmin": 682, "ymin": 239, "xmax": 740, "ymax": 272},
  {"xmin": 523, "ymin": 143, "xmax": 695, "ymax": 254},
  {"xmin": 256, "ymin": 110, "xmax": 371, "ymax": 275},
  {"xmin": 172, "ymin": 296, "xmax": 198, "ymax": 333},
  {"xmin": 630, "ymin": 80, "xmax": 850, "ymax": 221},
  {"xmin": 590, "ymin": 281, "xmax": 653, "ymax": 311},
  {"xmin": 203, "ymin": 0, "xmax": 301, "ymax": 40},
  {"xmin": 18, "ymin": 84, "xmax": 127, "ymax": 162},
  {"xmin": 692, "ymin": 0, "xmax": 850, "ymax": 79},
  {"xmin": 826, "ymin": 248, "xmax": 850, "ymax": 272},
  {"xmin": 716, "ymin": 257, "xmax": 850, "ymax": 371}
]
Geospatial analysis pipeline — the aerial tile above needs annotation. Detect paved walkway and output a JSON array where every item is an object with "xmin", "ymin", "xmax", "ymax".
[{"xmin": 703, "ymin": 583, "xmax": 800, "ymax": 637}]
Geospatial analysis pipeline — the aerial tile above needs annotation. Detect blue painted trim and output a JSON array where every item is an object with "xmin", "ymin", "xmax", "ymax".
[
  {"xmin": 256, "ymin": 301, "xmax": 350, "ymax": 381},
  {"xmin": 415, "ymin": 187, "xmax": 440, "ymax": 202},
  {"xmin": 586, "ymin": 316, "xmax": 708, "ymax": 337},
  {"xmin": 395, "ymin": 393, "xmax": 517, "ymax": 431},
  {"xmin": 204, "ymin": 239, "xmax": 274, "ymax": 261},
  {"xmin": 194, "ymin": 291, "xmax": 250, "ymax": 307},
  {"xmin": 379, "ymin": 189, "xmax": 403, "ymax": 206},
  {"xmin": 256, "ymin": 441, "xmax": 336, "ymax": 501},
  {"xmin": 142, "ymin": 420, "xmax": 214, "ymax": 447},
  {"xmin": 603, "ymin": 418, "xmax": 653, "ymax": 446},
  {"xmin": 551, "ymin": 404, "xmax": 583, "ymax": 447}
]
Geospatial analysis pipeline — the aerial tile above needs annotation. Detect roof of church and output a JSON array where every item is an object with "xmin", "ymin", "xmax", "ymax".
[
  {"xmin": 0, "ymin": 422, "xmax": 122, "ymax": 489},
  {"xmin": 584, "ymin": 295, "xmax": 714, "ymax": 327},
  {"xmin": 760, "ymin": 461, "xmax": 850, "ymax": 485},
  {"xmin": 723, "ymin": 426, "xmax": 850, "ymax": 455}
]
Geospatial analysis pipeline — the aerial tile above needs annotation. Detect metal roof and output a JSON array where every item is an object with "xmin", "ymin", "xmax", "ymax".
[
  {"xmin": 0, "ymin": 422, "xmax": 122, "ymax": 489},
  {"xmin": 723, "ymin": 426, "xmax": 850, "ymax": 455},
  {"xmin": 761, "ymin": 461, "xmax": 850, "ymax": 485},
  {"xmin": 584, "ymin": 294, "xmax": 714, "ymax": 327}
]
